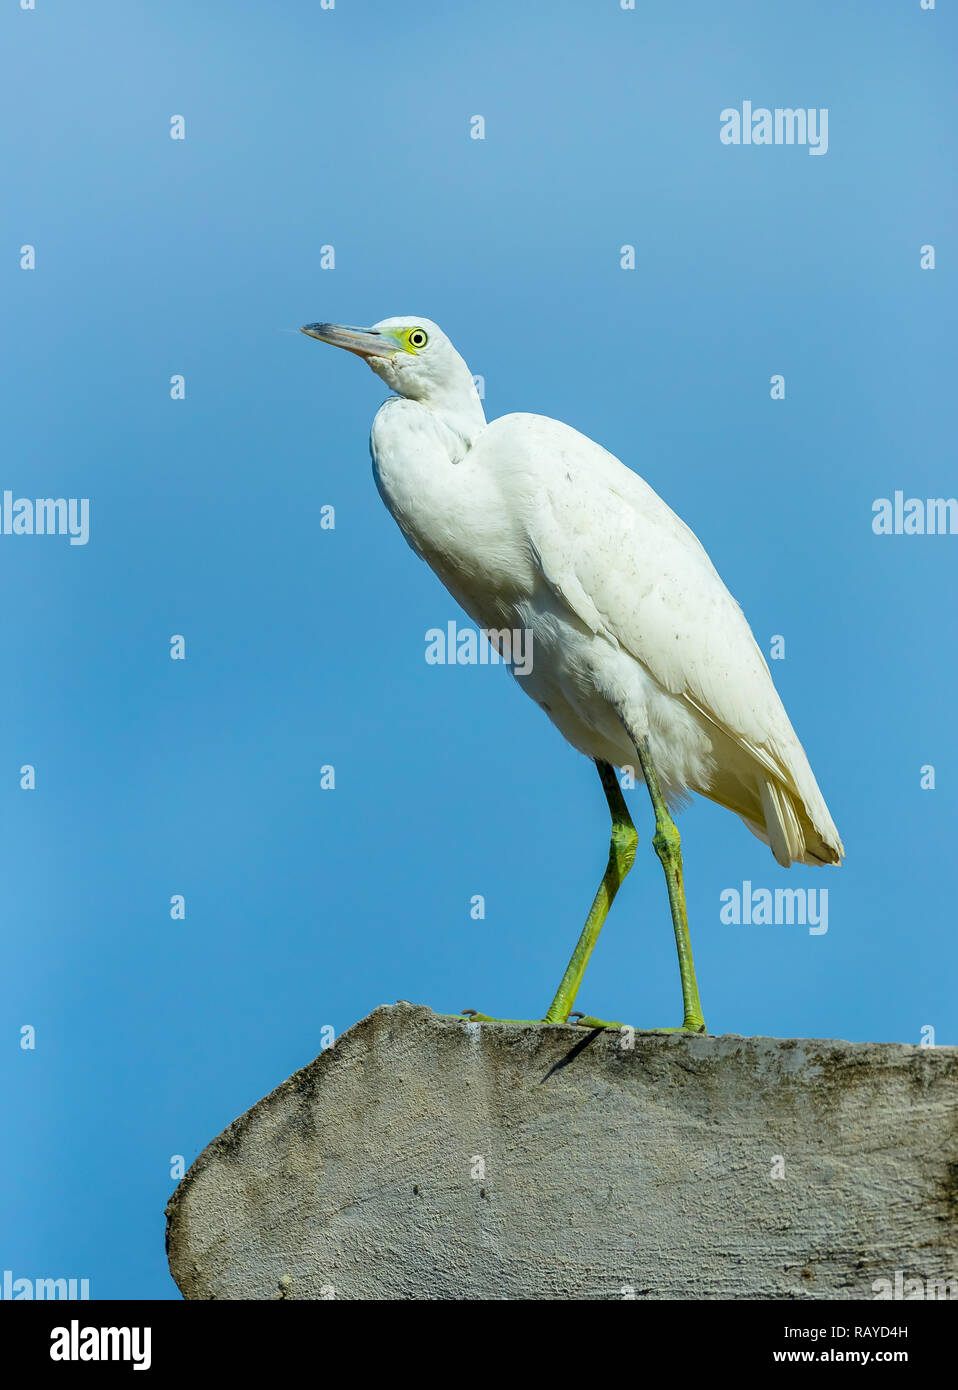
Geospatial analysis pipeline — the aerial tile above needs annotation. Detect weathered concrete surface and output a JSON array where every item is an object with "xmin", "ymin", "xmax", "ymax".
[{"xmin": 166, "ymin": 1004, "xmax": 958, "ymax": 1300}]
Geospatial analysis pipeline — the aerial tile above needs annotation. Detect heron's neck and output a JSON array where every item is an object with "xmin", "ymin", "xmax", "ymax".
[{"xmin": 422, "ymin": 386, "xmax": 486, "ymax": 460}]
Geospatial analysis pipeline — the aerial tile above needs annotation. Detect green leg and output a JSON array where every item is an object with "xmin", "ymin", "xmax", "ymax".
[
  {"xmin": 454, "ymin": 759, "xmax": 636, "ymax": 1028},
  {"xmin": 633, "ymin": 736, "xmax": 707, "ymax": 1033},
  {"xmin": 542, "ymin": 759, "xmax": 637, "ymax": 1024}
]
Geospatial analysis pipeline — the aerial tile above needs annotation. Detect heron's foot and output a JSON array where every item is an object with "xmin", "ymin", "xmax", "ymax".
[
  {"xmin": 568, "ymin": 1012, "xmax": 625, "ymax": 1029},
  {"xmin": 456, "ymin": 1009, "xmax": 552, "ymax": 1025},
  {"xmin": 455, "ymin": 1009, "xmax": 627, "ymax": 1030},
  {"xmin": 448, "ymin": 1009, "xmax": 705, "ymax": 1034},
  {"xmin": 453, "ymin": 1009, "xmax": 622, "ymax": 1028},
  {"xmin": 638, "ymin": 1020, "xmax": 708, "ymax": 1035}
]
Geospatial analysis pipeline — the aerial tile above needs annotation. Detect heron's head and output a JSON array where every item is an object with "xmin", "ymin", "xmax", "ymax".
[{"xmin": 301, "ymin": 316, "xmax": 484, "ymax": 436}]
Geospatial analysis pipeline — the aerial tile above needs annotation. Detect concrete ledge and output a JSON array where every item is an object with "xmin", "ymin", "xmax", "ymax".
[{"xmin": 166, "ymin": 1004, "xmax": 958, "ymax": 1300}]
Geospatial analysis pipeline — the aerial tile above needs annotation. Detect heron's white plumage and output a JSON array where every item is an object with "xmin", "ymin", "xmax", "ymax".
[{"xmin": 339, "ymin": 317, "xmax": 842, "ymax": 869}]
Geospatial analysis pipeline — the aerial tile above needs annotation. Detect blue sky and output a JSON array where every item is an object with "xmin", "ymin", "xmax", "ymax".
[{"xmin": 2, "ymin": 0, "xmax": 954, "ymax": 1299}]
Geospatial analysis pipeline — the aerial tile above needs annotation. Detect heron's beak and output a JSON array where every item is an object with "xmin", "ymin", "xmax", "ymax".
[{"xmin": 300, "ymin": 322, "xmax": 399, "ymax": 359}]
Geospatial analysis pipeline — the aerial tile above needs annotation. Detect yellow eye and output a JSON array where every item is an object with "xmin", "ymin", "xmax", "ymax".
[{"xmin": 408, "ymin": 328, "xmax": 428, "ymax": 349}]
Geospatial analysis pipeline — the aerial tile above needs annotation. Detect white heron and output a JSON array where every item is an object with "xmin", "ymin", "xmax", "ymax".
[{"xmin": 302, "ymin": 316, "xmax": 844, "ymax": 1032}]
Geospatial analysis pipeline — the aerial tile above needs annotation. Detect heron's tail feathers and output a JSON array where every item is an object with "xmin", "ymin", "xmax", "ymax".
[
  {"xmin": 702, "ymin": 758, "xmax": 843, "ymax": 867},
  {"xmin": 743, "ymin": 775, "xmax": 843, "ymax": 867}
]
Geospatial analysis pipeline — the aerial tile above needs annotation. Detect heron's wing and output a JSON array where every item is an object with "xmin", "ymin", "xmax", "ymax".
[{"xmin": 481, "ymin": 413, "xmax": 842, "ymax": 856}]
